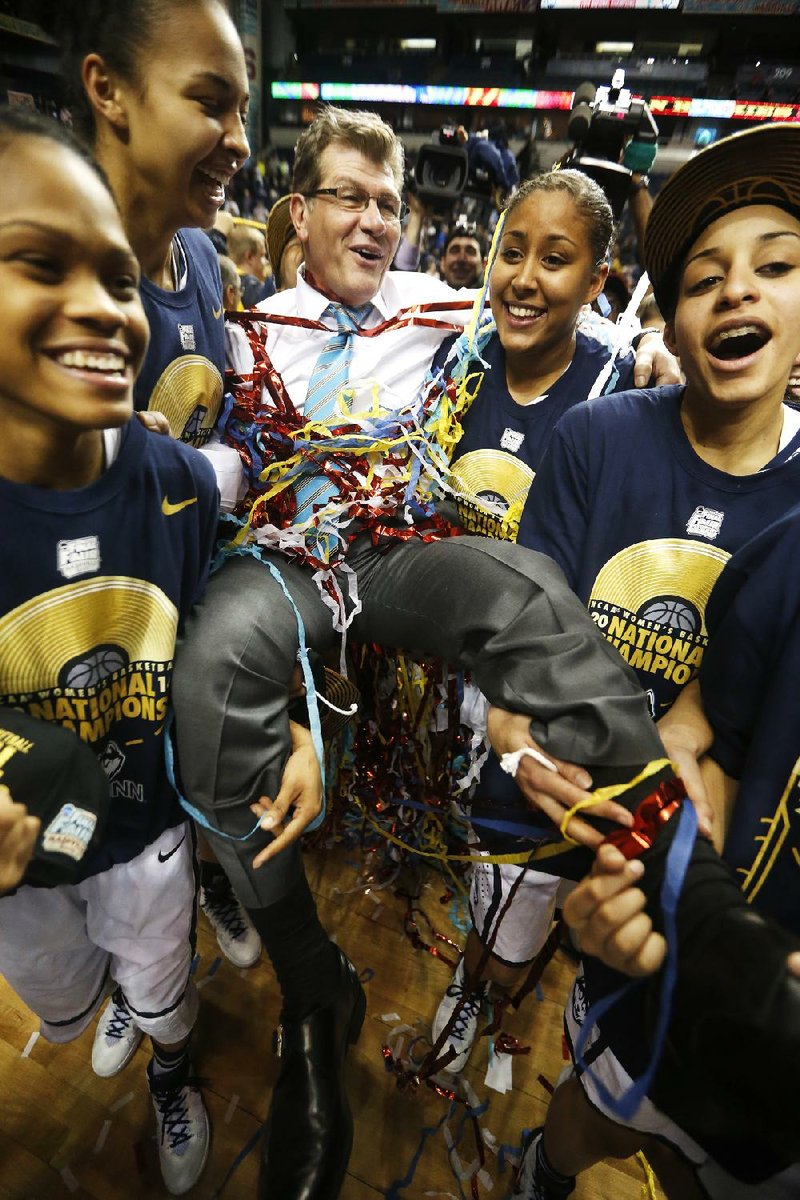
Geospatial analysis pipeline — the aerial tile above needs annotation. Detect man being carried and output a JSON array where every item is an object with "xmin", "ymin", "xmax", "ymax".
[{"xmin": 172, "ymin": 106, "xmax": 677, "ymax": 1200}]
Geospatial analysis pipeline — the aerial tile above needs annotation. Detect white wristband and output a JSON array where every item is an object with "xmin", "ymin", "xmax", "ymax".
[{"xmin": 499, "ymin": 746, "xmax": 559, "ymax": 778}]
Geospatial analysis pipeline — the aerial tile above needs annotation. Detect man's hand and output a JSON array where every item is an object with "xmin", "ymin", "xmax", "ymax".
[
  {"xmin": 486, "ymin": 706, "xmax": 633, "ymax": 848},
  {"xmin": 564, "ymin": 843, "xmax": 667, "ymax": 977},
  {"xmin": 633, "ymin": 330, "xmax": 682, "ymax": 387},
  {"xmin": 0, "ymin": 786, "xmax": 39, "ymax": 893},
  {"xmin": 136, "ymin": 410, "xmax": 171, "ymax": 436},
  {"xmin": 249, "ymin": 721, "xmax": 323, "ymax": 867}
]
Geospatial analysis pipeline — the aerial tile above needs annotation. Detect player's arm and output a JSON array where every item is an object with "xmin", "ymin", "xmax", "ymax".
[
  {"xmin": 655, "ymin": 678, "xmax": 714, "ymax": 841},
  {"xmin": 485, "ymin": 707, "xmax": 633, "ymax": 848},
  {"xmin": 576, "ymin": 308, "xmax": 680, "ymax": 387}
]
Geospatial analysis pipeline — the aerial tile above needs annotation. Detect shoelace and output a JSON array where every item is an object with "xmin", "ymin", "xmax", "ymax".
[
  {"xmin": 202, "ymin": 889, "xmax": 248, "ymax": 940},
  {"xmin": 105, "ymin": 995, "xmax": 136, "ymax": 1042},
  {"xmin": 446, "ymin": 980, "xmax": 486, "ymax": 1044},
  {"xmin": 153, "ymin": 1085, "xmax": 193, "ymax": 1152}
]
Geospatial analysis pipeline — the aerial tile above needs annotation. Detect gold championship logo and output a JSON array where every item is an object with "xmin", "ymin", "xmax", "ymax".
[
  {"xmin": 588, "ymin": 539, "xmax": 730, "ymax": 709},
  {"xmin": 0, "ymin": 578, "xmax": 177, "ymax": 745},
  {"xmin": 147, "ymin": 355, "xmax": 223, "ymax": 448},
  {"xmin": 448, "ymin": 449, "xmax": 534, "ymax": 542}
]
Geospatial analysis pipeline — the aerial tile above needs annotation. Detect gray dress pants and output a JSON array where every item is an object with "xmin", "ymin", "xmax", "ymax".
[{"xmin": 172, "ymin": 533, "xmax": 662, "ymax": 908}]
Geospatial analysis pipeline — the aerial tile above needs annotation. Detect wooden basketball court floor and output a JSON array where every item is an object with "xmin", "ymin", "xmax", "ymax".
[{"xmin": 0, "ymin": 842, "xmax": 662, "ymax": 1200}]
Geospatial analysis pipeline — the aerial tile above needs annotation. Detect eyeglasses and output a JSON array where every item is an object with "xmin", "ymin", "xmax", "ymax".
[{"xmin": 304, "ymin": 186, "xmax": 407, "ymax": 225}]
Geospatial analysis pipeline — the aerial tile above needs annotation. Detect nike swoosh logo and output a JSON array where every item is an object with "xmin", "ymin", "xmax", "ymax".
[
  {"xmin": 158, "ymin": 834, "xmax": 186, "ymax": 863},
  {"xmin": 162, "ymin": 495, "xmax": 198, "ymax": 516},
  {"xmin": 213, "ymin": 306, "xmax": 223, "ymax": 319}
]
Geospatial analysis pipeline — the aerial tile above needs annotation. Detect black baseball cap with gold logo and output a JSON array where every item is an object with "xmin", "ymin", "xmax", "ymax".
[{"xmin": 0, "ymin": 710, "xmax": 109, "ymax": 886}]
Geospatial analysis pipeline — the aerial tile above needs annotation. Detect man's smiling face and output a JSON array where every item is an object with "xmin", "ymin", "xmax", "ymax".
[{"xmin": 290, "ymin": 145, "xmax": 402, "ymax": 307}]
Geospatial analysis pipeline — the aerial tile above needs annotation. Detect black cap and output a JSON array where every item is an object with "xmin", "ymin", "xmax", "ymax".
[
  {"xmin": 644, "ymin": 122, "xmax": 800, "ymax": 316},
  {"xmin": 0, "ymin": 710, "xmax": 109, "ymax": 886}
]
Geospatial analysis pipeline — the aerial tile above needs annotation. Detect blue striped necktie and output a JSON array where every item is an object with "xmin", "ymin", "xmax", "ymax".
[{"xmin": 295, "ymin": 300, "xmax": 373, "ymax": 553}]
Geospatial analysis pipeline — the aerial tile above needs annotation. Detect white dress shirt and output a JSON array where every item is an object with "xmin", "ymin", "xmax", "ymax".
[
  {"xmin": 236, "ymin": 266, "xmax": 472, "ymax": 415},
  {"xmin": 209, "ymin": 268, "xmax": 473, "ymax": 510}
]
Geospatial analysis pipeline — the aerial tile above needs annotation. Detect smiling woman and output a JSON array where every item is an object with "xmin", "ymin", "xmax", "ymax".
[
  {"xmin": 55, "ymin": 0, "xmax": 250, "ymax": 444},
  {"xmin": 0, "ymin": 105, "xmax": 221, "ymax": 1199},
  {"xmin": 0, "ymin": 112, "xmax": 148, "ymax": 483}
]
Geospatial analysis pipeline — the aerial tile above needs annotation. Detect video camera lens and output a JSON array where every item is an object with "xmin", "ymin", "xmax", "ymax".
[
  {"xmin": 573, "ymin": 82, "xmax": 597, "ymax": 107},
  {"xmin": 568, "ymin": 82, "xmax": 597, "ymax": 145},
  {"xmin": 568, "ymin": 103, "xmax": 593, "ymax": 144}
]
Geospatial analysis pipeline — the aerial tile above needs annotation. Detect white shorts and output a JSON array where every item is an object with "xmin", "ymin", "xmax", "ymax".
[
  {"xmin": 0, "ymin": 823, "xmax": 198, "ymax": 1045},
  {"xmin": 470, "ymin": 855, "xmax": 562, "ymax": 966},
  {"xmin": 565, "ymin": 971, "xmax": 800, "ymax": 1200}
]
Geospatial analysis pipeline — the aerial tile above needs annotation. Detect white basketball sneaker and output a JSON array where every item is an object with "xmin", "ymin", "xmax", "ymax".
[
  {"xmin": 147, "ymin": 1055, "xmax": 210, "ymax": 1196},
  {"xmin": 431, "ymin": 958, "xmax": 489, "ymax": 1074},
  {"xmin": 92, "ymin": 986, "xmax": 143, "ymax": 1078},
  {"xmin": 199, "ymin": 876, "xmax": 261, "ymax": 968}
]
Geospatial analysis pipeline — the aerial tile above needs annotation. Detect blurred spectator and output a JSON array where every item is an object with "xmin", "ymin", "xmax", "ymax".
[
  {"xmin": 266, "ymin": 195, "xmax": 303, "ymax": 292},
  {"xmin": 218, "ymin": 254, "xmax": 243, "ymax": 312},
  {"xmin": 439, "ymin": 224, "xmax": 486, "ymax": 290},
  {"xmin": 228, "ymin": 223, "xmax": 275, "ymax": 306},
  {"xmin": 637, "ymin": 290, "xmax": 666, "ymax": 336},
  {"xmin": 601, "ymin": 272, "xmax": 630, "ymax": 323}
]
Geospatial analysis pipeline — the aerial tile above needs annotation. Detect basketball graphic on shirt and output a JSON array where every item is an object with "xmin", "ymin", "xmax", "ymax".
[
  {"xmin": 639, "ymin": 596, "xmax": 702, "ymax": 636},
  {"xmin": 147, "ymin": 355, "xmax": 222, "ymax": 448},
  {"xmin": 449, "ymin": 449, "xmax": 534, "ymax": 541},
  {"xmin": 62, "ymin": 645, "xmax": 130, "ymax": 690},
  {"xmin": 0, "ymin": 577, "xmax": 177, "ymax": 696},
  {"xmin": 587, "ymin": 538, "xmax": 730, "ymax": 712}
]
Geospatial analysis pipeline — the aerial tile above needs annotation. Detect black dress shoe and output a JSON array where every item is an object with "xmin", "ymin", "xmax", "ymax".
[{"xmin": 259, "ymin": 948, "xmax": 366, "ymax": 1200}]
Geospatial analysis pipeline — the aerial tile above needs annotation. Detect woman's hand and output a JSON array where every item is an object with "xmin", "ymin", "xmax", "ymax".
[
  {"xmin": 136, "ymin": 410, "xmax": 171, "ymax": 436},
  {"xmin": 564, "ymin": 843, "xmax": 667, "ymax": 976},
  {"xmin": 249, "ymin": 721, "xmax": 323, "ymax": 868},
  {"xmin": 486, "ymin": 706, "xmax": 634, "ymax": 848},
  {"xmin": 633, "ymin": 330, "xmax": 682, "ymax": 387}
]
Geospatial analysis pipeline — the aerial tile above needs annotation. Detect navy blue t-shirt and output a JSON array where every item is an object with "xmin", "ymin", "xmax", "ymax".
[
  {"xmin": 571, "ymin": 502, "xmax": 800, "ymax": 1176},
  {"xmin": 135, "ymin": 227, "xmax": 226, "ymax": 448},
  {"xmin": 439, "ymin": 329, "xmax": 635, "ymax": 541},
  {"xmin": 0, "ymin": 419, "xmax": 219, "ymax": 878},
  {"xmin": 521, "ymin": 385, "xmax": 800, "ymax": 715},
  {"xmin": 702, "ymin": 503, "xmax": 800, "ymax": 935}
]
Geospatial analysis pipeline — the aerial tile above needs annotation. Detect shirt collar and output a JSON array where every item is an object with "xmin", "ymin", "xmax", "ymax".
[{"xmin": 295, "ymin": 262, "xmax": 392, "ymax": 325}]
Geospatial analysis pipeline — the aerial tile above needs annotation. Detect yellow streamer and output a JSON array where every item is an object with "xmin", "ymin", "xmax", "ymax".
[
  {"xmin": 636, "ymin": 1152, "xmax": 659, "ymax": 1200},
  {"xmin": 559, "ymin": 759, "xmax": 673, "ymax": 841},
  {"xmin": 354, "ymin": 796, "xmax": 576, "ymax": 868}
]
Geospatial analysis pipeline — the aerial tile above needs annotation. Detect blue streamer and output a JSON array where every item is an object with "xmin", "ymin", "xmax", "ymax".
[
  {"xmin": 383, "ymin": 1105, "xmax": 453, "ymax": 1200},
  {"xmin": 210, "ymin": 1119, "xmax": 268, "ymax": 1200},
  {"xmin": 215, "ymin": 538, "xmax": 327, "ymax": 830},
  {"xmin": 370, "ymin": 790, "xmax": 561, "ymax": 845},
  {"xmin": 573, "ymin": 801, "xmax": 699, "ymax": 1121},
  {"xmin": 164, "ymin": 534, "xmax": 329, "ymax": 841}
]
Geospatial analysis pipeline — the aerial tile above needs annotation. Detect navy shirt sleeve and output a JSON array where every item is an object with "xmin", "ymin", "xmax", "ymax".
[{"xmin": 702, "ymin": 506, "xmax": 800, "ymax": 779}]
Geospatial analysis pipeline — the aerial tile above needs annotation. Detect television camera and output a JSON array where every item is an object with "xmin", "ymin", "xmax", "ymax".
[{"xmin": 563, "ymin": 70, "xmax": 659, "ymax": 219}]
